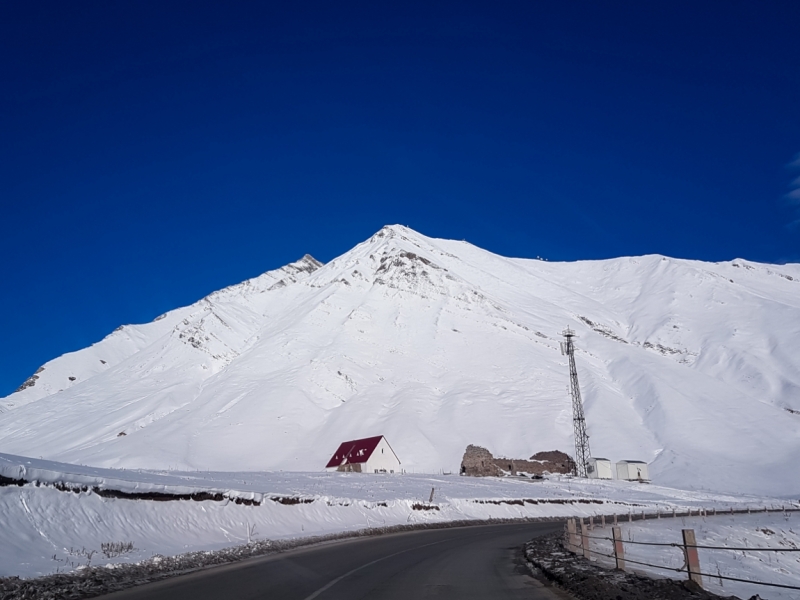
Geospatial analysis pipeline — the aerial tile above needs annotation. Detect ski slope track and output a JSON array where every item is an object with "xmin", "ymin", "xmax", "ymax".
[{"xmin": 2, "ymin": 225, "xmax": 798, "ymax": 497}]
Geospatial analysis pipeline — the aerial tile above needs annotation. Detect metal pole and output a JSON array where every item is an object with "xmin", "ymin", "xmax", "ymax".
[{"xmin": 562, "ymin": 327, "xmax": 591, "ymax": 477}]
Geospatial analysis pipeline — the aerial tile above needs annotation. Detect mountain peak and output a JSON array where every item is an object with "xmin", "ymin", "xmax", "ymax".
[
  {"xmin": 285, "ymin": 254, "xmax": 323, "ymax": 275},
  {"xmin": 368, "ymin": 224, "xmax": 428, "ymax": 246},
  {"xmin": 1, "ymin": 231, "xmax": 799, "ymax": 496}
]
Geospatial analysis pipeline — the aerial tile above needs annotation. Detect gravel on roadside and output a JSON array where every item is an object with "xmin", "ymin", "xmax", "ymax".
[{"xmin": 524, "ymin": 532, "xmax": 763, "ymax": 600}]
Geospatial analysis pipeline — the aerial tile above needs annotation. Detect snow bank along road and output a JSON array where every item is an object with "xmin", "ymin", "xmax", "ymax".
[
  {"xmin": 99, "ymin": 522, "xmax": 570, "ymax": 600},
  {"xmin": 2, "ymin": 452, "xmax": 791, "ymax": 580}
]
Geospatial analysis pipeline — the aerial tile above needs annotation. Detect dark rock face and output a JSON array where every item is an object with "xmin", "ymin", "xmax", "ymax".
[
  {"xmin": 14, "ymin": 366, "xmax": 44, "ymax": 392},
  {"xmin": 460, "ymin": 446, "xmax": 575, "ymax": 477}
]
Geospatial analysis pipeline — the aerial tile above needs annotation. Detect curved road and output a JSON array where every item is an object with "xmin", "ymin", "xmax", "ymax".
[{"xmin": 101, "ymin": 522, "xmax": 573, "ymax": 600}]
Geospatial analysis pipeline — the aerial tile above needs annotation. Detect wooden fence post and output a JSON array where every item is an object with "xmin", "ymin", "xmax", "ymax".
[
  {"xmin": 682, "ymin": 529, "xmax": 703, "ymax": 589},
  {"xmin": 612, "ymin": 526, "xmax": 625, "ymax": 571},
  {"xmin": 567, "ymin": 518, "xmax": 578, "ymax": 552},
  {"xmin": 613, "ymin": 513, "xmax": 618, "ymax": 526},
  {"xmin": 589, "ymin": 516, "xmax": 594, "ymax": 531},
  {"xmin": 580, "ymin": 521, "xmax": 591, "ymax": 559},
  {"xmin": 601, "ymin": 514, "xmax": 605, "ymax": 528}
]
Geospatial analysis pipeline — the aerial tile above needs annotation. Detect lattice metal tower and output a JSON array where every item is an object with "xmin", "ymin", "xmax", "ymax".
[{"xmin": 561, "ymin": 327, "xmax": 591, "ymax": 477}]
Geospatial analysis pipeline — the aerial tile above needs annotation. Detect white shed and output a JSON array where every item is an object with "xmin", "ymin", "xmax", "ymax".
[
  {"xmin": 587, "ymin": 457, "xmax": 613, "ymax": 479},
  {"xmin": 325, "ymin": 435, "xmax": 401, "ymax": 473},
  {"xmin": 615, "ymin": 460, "xmax": 649, "ymax": 481}
]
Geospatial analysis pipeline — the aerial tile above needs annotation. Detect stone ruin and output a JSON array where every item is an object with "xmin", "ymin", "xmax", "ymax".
[
  {"xmin": 459, "ymin": 445, "xmax": 502, "ymax": 477},
  {"xmin": 460, "ymin": 445, "xmax": 575, "ymax": 477}
]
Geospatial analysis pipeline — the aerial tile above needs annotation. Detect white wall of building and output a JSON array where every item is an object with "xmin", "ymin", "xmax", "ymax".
[
  {"xmin": 616, "ymin": 461, "xmax": 649, "ymax": 481},
  {"xmin": 588, "ymin": 458, "xmax": 613, "ymax": 479},
  {"xmin": 364, "ymin": 437, "xmax": 401, "ymax": 473}
]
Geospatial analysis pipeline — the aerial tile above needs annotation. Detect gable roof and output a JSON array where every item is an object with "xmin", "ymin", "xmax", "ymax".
[{"xmin": 325, "ymin": 435, "xmax": 384, "ymax": 468}]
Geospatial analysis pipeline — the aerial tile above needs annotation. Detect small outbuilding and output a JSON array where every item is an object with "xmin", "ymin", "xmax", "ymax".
[
  {"xmin": 587, "ymin": 457, "xmax": 613, "ymax": 479},
  {"xmin": 325, "ymin": 435, "xmax": 401, "ymax": 473},
  {"xmin": 615, "ymin": 460, "xmax": 649, "ymax": 481}
]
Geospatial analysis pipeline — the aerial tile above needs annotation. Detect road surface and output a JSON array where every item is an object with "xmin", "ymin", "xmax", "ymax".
[{"xmin": 101, "ymin": 521, "xmax": 572, "ymax": 600}]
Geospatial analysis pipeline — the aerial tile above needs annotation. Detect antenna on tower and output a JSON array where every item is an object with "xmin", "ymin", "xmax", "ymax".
[{"xmin": 562, "ymin": 327, "xmax": 591, "ymax": 478}]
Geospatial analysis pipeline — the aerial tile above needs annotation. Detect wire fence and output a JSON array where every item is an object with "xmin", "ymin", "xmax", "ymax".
[
  {"xmin": 582, "ymin": 532, "xmax": 800, "ymax": 552},
  {"xmin": 563, "ymin": 506, "xmax": 800, "ymax": 593}
]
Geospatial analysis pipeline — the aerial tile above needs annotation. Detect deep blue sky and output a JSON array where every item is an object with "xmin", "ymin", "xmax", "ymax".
[{"xmin": 2, "ymin": 1, "xmax": 799, "ymax": 396}]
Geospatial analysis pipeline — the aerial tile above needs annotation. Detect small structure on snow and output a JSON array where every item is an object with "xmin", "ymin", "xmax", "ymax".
[
  {"xmin": 587, "ymin": 457, "xmax": 613, "ymax": 479},
  {"xmin": 460, "ymin": 445, "xmax": 575, "ymax": 477},
  {"xmin": 325, "ymin": 435, "xmax": 401, "ymax": 473},
  {"xmin": 615, "ymin": 460, "xmax": 649, "ymax": 481}
]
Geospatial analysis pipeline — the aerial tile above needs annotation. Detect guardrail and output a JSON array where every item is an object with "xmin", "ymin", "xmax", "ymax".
[{"xmin": 563, "ymin": 506, "xmax": 800, "ymax": 593}]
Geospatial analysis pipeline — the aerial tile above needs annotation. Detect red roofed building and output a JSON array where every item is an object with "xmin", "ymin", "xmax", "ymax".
[{"xmin": 325, "ymin": 435, "xmax": 401, "ymax": 473}]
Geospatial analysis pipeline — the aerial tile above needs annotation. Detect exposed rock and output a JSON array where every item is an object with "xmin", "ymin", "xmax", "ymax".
[
  {"xmin": 14, "ymin": 366, "xmax": 44, "ymax": 392},
  {"xmin": 294, "ymin": 254, "xmax": 323, "ymax": 273}
]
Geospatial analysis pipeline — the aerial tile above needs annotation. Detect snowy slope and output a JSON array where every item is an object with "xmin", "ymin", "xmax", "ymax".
[{"xmin": 1, "ymin": 225, "xmax": 798, "ymax": 496}]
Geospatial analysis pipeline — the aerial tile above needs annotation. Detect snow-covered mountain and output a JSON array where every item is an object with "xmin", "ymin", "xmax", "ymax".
[{"xmin": 1, "ymin": 225, "xmax": 799, "ymax": 496}]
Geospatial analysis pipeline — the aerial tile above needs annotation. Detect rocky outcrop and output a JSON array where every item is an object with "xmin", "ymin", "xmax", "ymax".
[
  {"xmin": 460, "ymin": 446, "xmax": 575, "ymax": 477},
  {"xmin": 14, "ymin": 366, "xmax": 44, "ymax": 393}
]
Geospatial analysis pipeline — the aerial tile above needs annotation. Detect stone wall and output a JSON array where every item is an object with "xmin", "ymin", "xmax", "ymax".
[
  {"xmin": 459, "ymin": 445, "xmax": 502, "ymax": 476},
  {"xmin": 460, "ymin": 446, "xmax": 575, "ymax": 477},
  {"xmin": 526, "ymin": 450, "xmax": 576, "ymax": 474}
]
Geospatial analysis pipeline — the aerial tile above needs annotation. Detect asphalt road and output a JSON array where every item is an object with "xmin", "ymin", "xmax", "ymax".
[{"xmin": 101, "ymin": 522, "xmax": 573, "ymax": 600}]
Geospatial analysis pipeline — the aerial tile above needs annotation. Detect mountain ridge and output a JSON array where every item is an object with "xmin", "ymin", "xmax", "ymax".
[{"xmin": 1, "ymin": 225, "xmax": 799, "ymax": 496}]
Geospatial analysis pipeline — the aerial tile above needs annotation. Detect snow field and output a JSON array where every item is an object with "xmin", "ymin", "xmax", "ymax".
[
  {"xmin": 585, "ymin": 512, "xmax": 800, "ymax": 600},
  {"xmin": 1, "ymin": 452, "xmax": 795, "ymax": 580}
]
